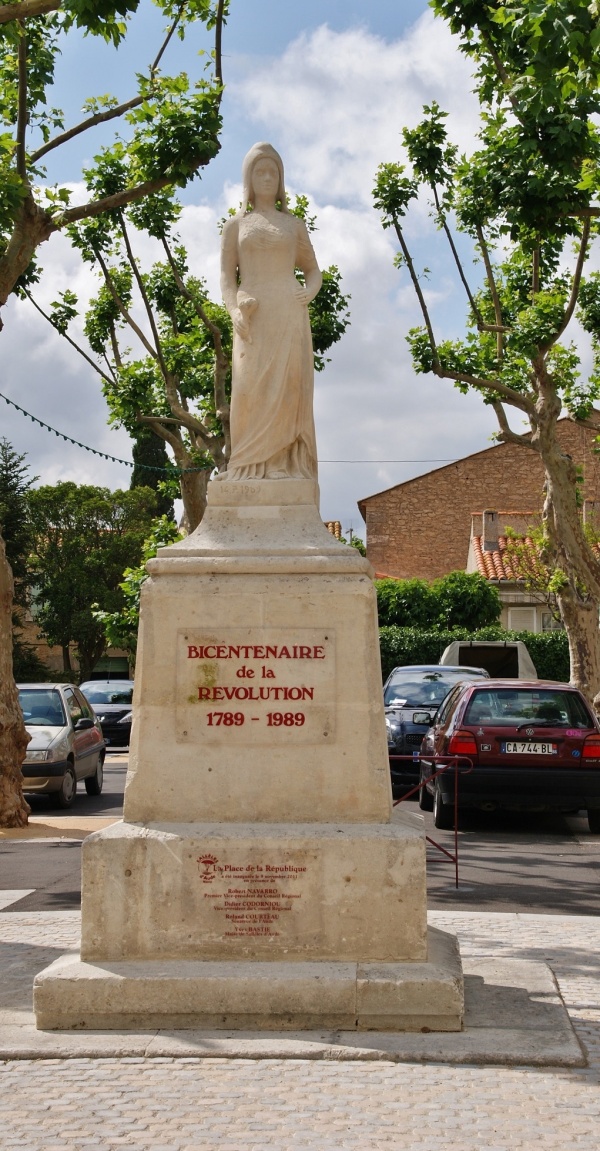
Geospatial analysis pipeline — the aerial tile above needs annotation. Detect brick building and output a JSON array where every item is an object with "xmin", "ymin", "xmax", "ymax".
[{"xmin": 358, "ymin": 417, "xmax": 600, "ymax": 581}]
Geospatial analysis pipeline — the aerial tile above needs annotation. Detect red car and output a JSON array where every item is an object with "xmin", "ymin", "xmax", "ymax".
[{"xmin": 418, "ymin": 679, "xmax": 600, "ymax": 833}]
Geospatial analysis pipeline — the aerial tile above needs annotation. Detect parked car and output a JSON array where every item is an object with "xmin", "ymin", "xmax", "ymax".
[
  {"xmin": 418, "ymin": 678, "xmax": 600, "ymax": 832},
  {"xmin": 383, "ymin": 664, "xmax": 490, "ymax": 797},
  {"xmin": 78, "ymin": 680, "xmax": 134, "ymax": 748},
  {"xmin": 18, "ymin": 683, "xmax": 105, "ymax": 808}
]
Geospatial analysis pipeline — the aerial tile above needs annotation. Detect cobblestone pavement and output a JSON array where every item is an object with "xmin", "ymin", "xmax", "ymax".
[{"xmin": 1, "ymin": 910, "xmax": 600, "ymax": 1149}]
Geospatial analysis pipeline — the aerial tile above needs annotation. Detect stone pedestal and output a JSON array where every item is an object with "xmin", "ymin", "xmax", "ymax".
[{"xmin": 34, "ymin": 479, "xmax": 463, "ymax": 1031}]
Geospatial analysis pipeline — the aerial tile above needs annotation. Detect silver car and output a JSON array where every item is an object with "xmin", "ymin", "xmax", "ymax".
[{"xmin": 18, "ymin": 683, "xmax": 106, "ymax": 808}]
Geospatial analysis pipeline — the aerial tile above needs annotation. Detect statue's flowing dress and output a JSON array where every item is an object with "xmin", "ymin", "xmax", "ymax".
[{"xmin": 222, "ymin": 211, "xmax": 319, "ymax": 480}]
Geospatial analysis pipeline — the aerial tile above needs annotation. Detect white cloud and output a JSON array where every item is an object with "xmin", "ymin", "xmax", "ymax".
[{"xmin": 230, "ymin": 12, "xmax": 479, "ymax": 208}]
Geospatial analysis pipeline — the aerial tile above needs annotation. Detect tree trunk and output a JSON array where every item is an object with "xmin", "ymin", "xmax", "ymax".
[
  {"xmin": 76, "ymin": 636, "xmax": 106, "ymax": 684},
  {"xmin": 532, "ymin": 402, "xmax": 600, "ymax": 699},
  {"xmin": 0, "ymin": 532, "xmax": 30, "ymax": 827},
  {"xmin": 179, "ymin": 469, "xmax": 209, "ymax": 533},
  {"xmin": 557, "ymin": 588, "xmax": 600, "ymax": 702},
  {"xmin": 0, "ymin": 195, "xmax": 55, "ymax": 314},
  {"xmin": 62, "ymin": 644, "xmax": 72, "ymax": 674}
]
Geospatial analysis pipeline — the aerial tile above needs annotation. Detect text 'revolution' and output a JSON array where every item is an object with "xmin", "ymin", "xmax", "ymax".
[{"xmin": 176, "ymin": 628, "xmax": 335, "ymax": 744}]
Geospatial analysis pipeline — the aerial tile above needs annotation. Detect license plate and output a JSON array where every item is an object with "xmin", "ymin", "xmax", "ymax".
[{"xmin": 502, "ymin": 742, "xmax": 557, "ymax": 755}]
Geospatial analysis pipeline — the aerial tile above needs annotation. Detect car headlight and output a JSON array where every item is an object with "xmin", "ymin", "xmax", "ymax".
[
  {"xmin": 117, "ymin": 712, "xmax": 132, "ymax": 725},
  {"xmin": 24, "ymin": 749, "xmax": 49, "ymax": 763},
  {"xmin": 24, "ymin": 739, "xmax": 69, "ymax": 765}
]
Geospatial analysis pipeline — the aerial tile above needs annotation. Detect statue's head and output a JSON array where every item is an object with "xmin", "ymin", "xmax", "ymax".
[{"xmin": 241, "ymin": 142, "xmax": 289, "ymax": 213}]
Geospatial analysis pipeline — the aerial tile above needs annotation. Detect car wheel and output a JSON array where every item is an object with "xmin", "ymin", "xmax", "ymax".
[
  {"xmin": 418, "ymin": 770, "xmax": 434, "ymax": 812},
  {"xmin": 85, "ymin": 753, "xmax": 104, "ymax": 796},
  {"xmin": 433, "ymin": 781, "xmax": 454, "ymax": 830},
  {"xmin": 588, "ymin": 808, "xmax": 600, "ymax": 834},
  {"xmin": 54, "ymin": 763, "xmax": 76, "ymax": 809}
]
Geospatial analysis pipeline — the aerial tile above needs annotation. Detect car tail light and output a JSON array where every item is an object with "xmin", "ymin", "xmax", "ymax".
[
  {"xmin": 448, "ymin": 730, "xmax": 478, "ymax": 756},
  {"xmin": 582, "ymin": 735, "xmax": 600, "ymax": 758}
]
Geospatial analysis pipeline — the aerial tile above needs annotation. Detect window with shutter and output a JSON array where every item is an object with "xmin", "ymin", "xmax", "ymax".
[{"xmin": 508, "ymin": 607, "xmax": 537, "ymax": 632}]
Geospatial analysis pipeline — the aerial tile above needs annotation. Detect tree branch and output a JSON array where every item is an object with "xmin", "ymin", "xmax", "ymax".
[
  {"xmin": 60, "ymin": 171, "xmax": 200, "ymax": 226},
  {"xmin": 476, "ymin": 225, "xmax": 504, "ymax": 362},
  {"xmin": 432, "ymin": 185, "xmax": 484, "ymax": 326},
  {"xmin": 118, "ymin": 210, "xmax": 170, "ymax": 380},
  {"xmin": 31, "ymin": 3, "xmax": 191, "ymax": 162},
  {"xmin": 107, "ymin": 322, "xmax": 121, "ymax": 370},
  {"xmin": 23, "ymin": 289, "xmax": 115, "ymax": 385},
  {"xmin": 215, "ymin": 0, "xmax": 225, "ymax": 88},
  {"xmin": 150, "ymin": 0, "xmax": 186, "ymax": 74},
  {"xmin": 16, "ymin": 23, "xmax": 27, "ymax": 180},
  {"xmin": 31, "ymin": 96, "xmax": 144, "ymax": 163},
  {"xmin": 162, "ymin": 236, "xmax": 230, "ymax": 453},
  {"xmin": 391, "ymin": 216, "xmax": 439, "ymax": 366},
  {"xmin": 532, "ymin": 244, "xmax": 540, "ymax": 297},
  {"xmin": 135, "ymin": 414, "xmax": 185, "ymax": 457},
  {"xmin": 491, "ymin": 399, "xmax": 538, "ymax": 450},
  {"xmin": 479, "ymin": 29, "xmax": 525, "ymax": 124},
  {"xmin": 540, "ymin": 218, "xmax": 591, "ymax": 352},
  {"xmin": 433, "ymin": 362, "xmax": 537, "ymax": 416},
  {"xmin": 0, "ymin": 0, "xmax": 59, "ymax": 24},
  {"xmin": 94, "ymin": 248, "xmax": 159, "ymax": 362}
]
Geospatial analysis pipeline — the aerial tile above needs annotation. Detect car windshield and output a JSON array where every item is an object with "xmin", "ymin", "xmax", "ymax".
[
  {"xmin": 384, "ymin": 670, "xmax": 479, "ymax": 709},
  {"xmin": 18, "ymin": 689, "xmax": 66, "ymax": 727},
  {"xmin": 83, "ymin": 685, "xmax": 133, "ymax": 705},
  {"xmin": 464, "ymin": 688, "xmax": 593, "ymax": 728}
]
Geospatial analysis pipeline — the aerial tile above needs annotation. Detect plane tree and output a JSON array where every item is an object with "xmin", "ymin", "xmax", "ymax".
[
  {"xmin": 0, "ymin": 0, "xmax": 227, "ymax": 825},
  {"xmin": 374, "ymin": 0, "xmax": 600, "ymax": 700}
]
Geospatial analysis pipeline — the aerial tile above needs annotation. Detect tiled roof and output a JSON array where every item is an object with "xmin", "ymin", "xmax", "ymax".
[
  {"xmin": 473, "ymin": 534, "xmax": 600, "ymax": 581},
  {"xmin": 472, "ymin": 535, "xmax": 533, "ymax": 581},
  {"xmin": 323, "ymin": 520, "xmax": 343, "ymax": 540}
]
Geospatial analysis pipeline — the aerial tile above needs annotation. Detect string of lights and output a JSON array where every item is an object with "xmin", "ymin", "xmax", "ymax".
[
  {"xmin": 0, "ymin": 391, "xmax": 206, "ymax": 474},
  {"xmin": 1, "ymin": 390, "xmax": 459, "ymax": 468}
]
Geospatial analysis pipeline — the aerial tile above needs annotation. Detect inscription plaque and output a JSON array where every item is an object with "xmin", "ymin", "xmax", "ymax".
[
  {"xmin": 176, "ymin": 628, "xmax": 335, "ymax": 744},
  {"xmin": 196, "ymin": 853, "xmax": 309, "ymax": 939}
]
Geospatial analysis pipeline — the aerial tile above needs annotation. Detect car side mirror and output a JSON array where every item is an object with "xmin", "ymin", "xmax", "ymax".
[
  {"xmin": 413, "ymin": 710, "xmax": 434, "ymax": 725},
  {"xmin": 75, "ymin": 717, "xmax": 94, "ymax": 730}
]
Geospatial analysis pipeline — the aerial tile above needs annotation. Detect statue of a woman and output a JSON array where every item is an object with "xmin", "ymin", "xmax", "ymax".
[{"xmin": 220, "ymin": 142, "xmax": 322, "ymax": 481}]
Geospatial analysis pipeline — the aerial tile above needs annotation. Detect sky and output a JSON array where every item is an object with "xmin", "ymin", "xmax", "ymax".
[{"xmin": 0, "ymin": 0, "xmax": 506, "ymax": 539}]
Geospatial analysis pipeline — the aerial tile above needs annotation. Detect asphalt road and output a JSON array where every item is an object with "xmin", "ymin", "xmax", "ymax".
[
  {"xmin": 1, "ymin": 757, "xmax": 599, "ymax": 916},
  {"xmin": 0, "ymin": 754, "xmax": 127, "ymax": 913}
]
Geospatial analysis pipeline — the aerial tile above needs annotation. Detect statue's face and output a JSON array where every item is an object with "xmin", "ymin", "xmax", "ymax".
[{"xmin": 251, "ymin": 158, "xmax": 279, "ymax": 200}]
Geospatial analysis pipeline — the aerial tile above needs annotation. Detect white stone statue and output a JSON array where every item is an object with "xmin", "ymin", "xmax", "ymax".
[{"xmin": 219, "ymin": 142, "xmax": 323, "ymax": 481}]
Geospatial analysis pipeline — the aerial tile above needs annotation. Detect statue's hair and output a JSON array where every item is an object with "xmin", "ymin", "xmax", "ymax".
[{"xmin": 241, "ymin": 142, "xmax": 289, "ymax": 213}]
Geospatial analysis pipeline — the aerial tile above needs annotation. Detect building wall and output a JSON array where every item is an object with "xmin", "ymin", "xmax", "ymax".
[
  {"xmin": 18, "ymin": 617, "xmax": 130, "ymax": 680},
  {"xmin": 360, "ymin": 420, "xmax": 600, "ymax": 580}
]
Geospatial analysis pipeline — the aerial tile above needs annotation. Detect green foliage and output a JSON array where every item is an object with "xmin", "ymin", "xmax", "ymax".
[
  {"xmin": 308, "ymin": 266, "xmax": 351, "ymax": 372},
  {"xmin": 0, "ymin": 438, "xmax": 37, "ymax": 605},
  {"xmin": 376, "ymin": 577, "xmax": 437, "ymax": 628},
  {"xmin": 431, "ymin": 570, "xmax": 502, "ymax": 629},
  {"xmin": 130, "ymin": 429, "xmax": 175, "ymax": 519},
  {"xmin": 93, "ymin": 515, "xmax": 181, "ymax": 668},
  {"xmin": 372, "ymin": 163, "xmax": 418, "ymax": 225},
  {"xmin": 349, "ymin": 536, "xmax": 367, "ymax": 557},
  {"xmin": 375, "ymin": 571, "xmax": 501, "ymax": 630},
  {"xmin": 378, "ymin": 625, "xmax": 569, "ymax": 683},
  {"xmin": 373, "ymin": 1, "xmax": 600, "ymax": 421},
  {"xmin": 11, "ymin": 632, "xmax": 53, "ymax": 683},
  {"xmin": 0, "ymin": 0, "xmax": 226, "ymax": 300},
  {"xmin": 27, "ymin": 482, "xmax": 159, "ymax": 680}
]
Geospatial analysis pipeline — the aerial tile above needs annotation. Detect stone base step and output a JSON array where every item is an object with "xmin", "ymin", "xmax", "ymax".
[{"xmin": 34, "ymin": 927, "xmax": 463, "ymax": 1033}]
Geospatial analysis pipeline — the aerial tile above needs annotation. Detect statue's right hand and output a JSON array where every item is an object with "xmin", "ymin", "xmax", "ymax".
[{"xmin": 232, "ymin": 306, "xmax": 251, "ymax": 342}]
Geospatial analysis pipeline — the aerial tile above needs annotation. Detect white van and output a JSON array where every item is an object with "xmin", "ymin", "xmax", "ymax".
[{"xmin": 439, "ymin": 640, "xmax": 538, "ymax": 680}]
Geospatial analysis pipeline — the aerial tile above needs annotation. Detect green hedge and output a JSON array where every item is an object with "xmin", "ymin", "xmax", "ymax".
[{"xmin": 378, "ymin": 626, "xmax": 570, "ymax": 684}]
